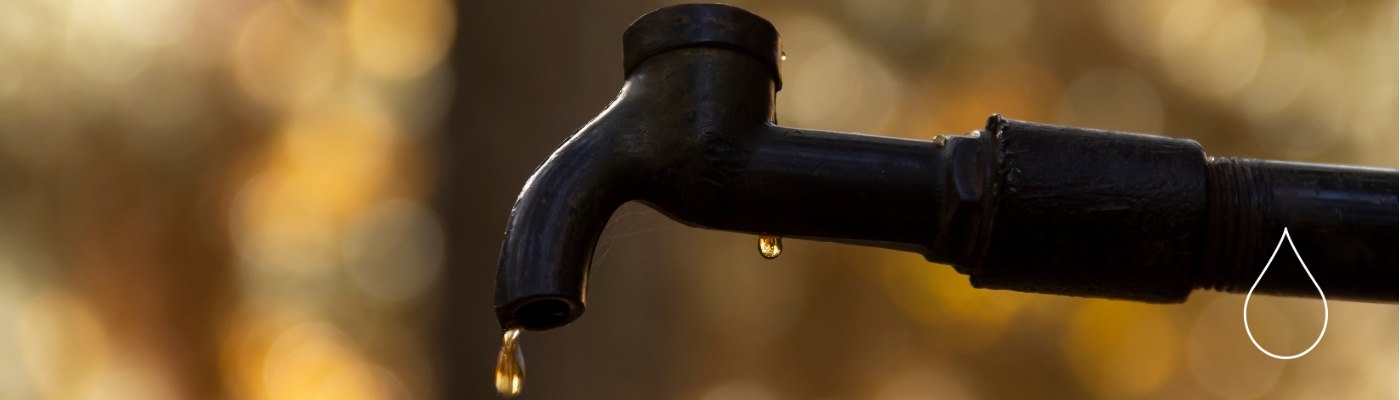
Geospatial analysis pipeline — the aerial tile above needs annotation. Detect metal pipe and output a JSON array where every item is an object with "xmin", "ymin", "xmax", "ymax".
[
  {"xmin": 968, "ymin": 119, "xmax": 1398, "ymax": 303},
  {"xmin": 493, "ymin": 3, "xmax": 1398, "ymax": 331}
]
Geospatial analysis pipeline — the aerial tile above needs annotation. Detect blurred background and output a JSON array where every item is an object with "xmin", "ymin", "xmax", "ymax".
[{"xmin": 0, "ymin": 0, "xmax": 1392, "ymax": 398}]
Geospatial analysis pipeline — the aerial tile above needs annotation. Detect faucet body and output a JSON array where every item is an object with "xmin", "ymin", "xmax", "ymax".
[{"xmin": 494, "ymin": 4, "xmax": 1398, "ymax": 331}]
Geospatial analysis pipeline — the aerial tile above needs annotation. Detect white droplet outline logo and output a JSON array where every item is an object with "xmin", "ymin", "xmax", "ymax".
[{"xmin": 1243, "ymin": 228, "xmax": 1328, "ymax": 360}]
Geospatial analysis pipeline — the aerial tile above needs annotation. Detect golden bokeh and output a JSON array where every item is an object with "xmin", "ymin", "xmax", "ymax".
[
  {"xmin": 1156, "ymin": 0, "xmax": 1267, "ymax": 99},
  {"xmin": 346, "ymin": 0, "xmax": 456, "ymax": 80},
  {"xmin": 231, "ymin": 1, "xmax": 342, "ymax": 108},
  {"xmin": 778, "ymin": 15, "xmax": 902, "ymax": 135},
  {"xmin": 17, "ymin": 290, "xmax": 110, "ymax": 399},
  {"xmin": 1062, "ymin": 300, "xmax": 1177, "ymax": 398},
  {"xmin": 1189, "ymin": 296, "xmax": 1289, "ymax": 399},
  {"xmin": 879, "ymin": 252, "xmax": 1033, "ymax": 352},
  {"xmin": 0, "ymin": 0, "xmax": 1390, "ymax": 398}
]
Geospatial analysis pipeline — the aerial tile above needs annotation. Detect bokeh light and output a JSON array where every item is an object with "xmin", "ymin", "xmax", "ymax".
[
  {"xmin": 1056, "ymin": 68, "xmax": 1165, "ymax": 134},
  {"xmin": 18, "ymin": 290, "xmax": 110, "ymax": 400},
  {"xmin": 342, "ymin": 199, "xmax": 444, "ymax": 303},
  {"xmin": 231, "ymin": 0, "xmax": 342, "ymax": 108},
  {"xmin": 873, "ymin": 365, "xmax": 976, "ymax": 400},
  {"xmin": 1156, "ymin": 0, "xmax": 1267, "ymax": 99},
  {"xmin": 1061, "ymin": 301, "xmax": 1177, "ymax": 398},
  {"xmin": 879, "ymin": 252, "xmax": 1032, "ymax": 352},
  {"xmin": 1189, "ymin": 296, "xmax": 1288, "ymax": 399},
  {"xmin": 345, "ymin": 0, "xmax": 456, "ymax": 80},
  {"xmin": 779, "ymin": 15, "xmax": 903, "ymax": 134},
  {"xmin": 0, "ymin": 0, "xmax": 1391, "ymax": 398},
  {"xmin": 0, "ymin": 0, "xmax": 450, "ymax": 397}
]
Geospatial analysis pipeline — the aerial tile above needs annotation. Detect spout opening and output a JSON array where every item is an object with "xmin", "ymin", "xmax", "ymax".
[{"xmin": 506, "ymin": 297, "xmax": 581, "ymax": 331}]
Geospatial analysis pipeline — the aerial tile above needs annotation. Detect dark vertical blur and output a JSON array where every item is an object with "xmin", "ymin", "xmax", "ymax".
[{"xmin": 448, "ymin": 1, "xmax": 670, "ymax": 399}]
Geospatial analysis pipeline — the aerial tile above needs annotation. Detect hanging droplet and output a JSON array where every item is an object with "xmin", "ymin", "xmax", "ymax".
[
  {"xmin": 1243, "ymin": 228, "xmax": 1328, "ymax": 360},
  {"xmin": 495, "ymin": 328, "xmax": 525, "ymax": 397},
  {"xmin": 758, "ymin": 235, "xmax": 782, "ymax": 259},
  {"xmin": 780, "ymin": 51, "xmax": 787, "ymax": 62}
]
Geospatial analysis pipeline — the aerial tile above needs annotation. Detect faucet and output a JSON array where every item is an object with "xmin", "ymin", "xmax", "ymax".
[{"xmin": 494, "ymin": 3, "xmax": 1398, "ymax": 331}]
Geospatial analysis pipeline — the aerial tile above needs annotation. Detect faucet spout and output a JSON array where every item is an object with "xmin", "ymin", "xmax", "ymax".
[
  {"xmin": 494, "ymin": 4, "xmax": 994, "ymax": 329},
  {"xmin": 495, "ymin": 4, "xmax": 786, "ymax": 329},
  {"xmin": 492, "ymin": 103, "xmax": 632, "ymax": 330}
]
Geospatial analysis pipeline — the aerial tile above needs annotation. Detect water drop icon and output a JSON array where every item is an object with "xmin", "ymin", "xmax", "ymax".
[{"xmin": 1243, "ymin": 228, "xmax": 1327, "ymax": 360}]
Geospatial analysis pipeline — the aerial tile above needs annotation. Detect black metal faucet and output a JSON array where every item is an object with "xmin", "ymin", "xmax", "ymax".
[{"xmin": 494, "ymin": 3, "xmax": 1398, "ymax": 331}]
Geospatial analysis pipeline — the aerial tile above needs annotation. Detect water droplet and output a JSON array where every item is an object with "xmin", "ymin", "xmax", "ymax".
[
  {"xmin": 1243, "ymin": 228, "xmax": 1327, "ymax": 360},
  {"xmin": 933, "ymin": 135, "xmax": 947, "ymax": 147},
  {"xmin": 758, "ymin": 235, "xmax": 782, "ymax": 259},
  {"xmin": 780, "ymin": 51, "xmax": 787, "ymax": 62},
  {"xmin": 495, "ymin": 328, "xmax": 525, "ymax": 397}
]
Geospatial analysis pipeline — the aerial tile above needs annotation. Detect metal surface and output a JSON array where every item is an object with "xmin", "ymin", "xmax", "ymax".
[
  {"xmin": 970, "ymin": 118, "xmax": 1398, "ymax": 303},
  {"xmin": 493, "ymin": 3, "xmax": 1399, "ymax": 331}
]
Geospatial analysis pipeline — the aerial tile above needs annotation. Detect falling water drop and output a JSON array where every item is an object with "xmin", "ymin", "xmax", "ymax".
[
  {"xmin": 495, "ymin": 328, "xmax": 525, "ymax": 397},
  {"xmin": 758, "ymin": 235, "xmax": 783, "ymax": 259},
  {"xmin": 1243, "ymin": 228, "xmax": 1328, "ymax": 360}
]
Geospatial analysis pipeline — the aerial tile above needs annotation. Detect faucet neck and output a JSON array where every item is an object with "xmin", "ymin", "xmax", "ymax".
[{"xmin": 622, "ymin": 47, "xmax": 777, "ymax": 129}]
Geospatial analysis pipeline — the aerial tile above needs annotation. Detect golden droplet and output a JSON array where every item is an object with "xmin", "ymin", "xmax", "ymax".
[
  {"xmin": 758, "ymin": 235, "xmax": 783, "ymax": 259},
  {"xmin": 494, "ymin": 328, "xmax": 525, "ymax": 398},
  {"xmin": 933, "ymin": 135, "xmax": 947, "ymax": 147}
]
